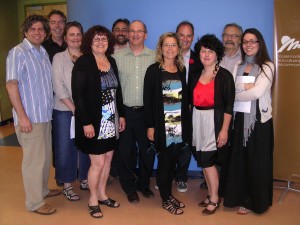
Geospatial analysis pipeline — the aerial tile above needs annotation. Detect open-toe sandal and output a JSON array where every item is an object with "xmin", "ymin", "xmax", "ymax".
[
  {"xmin": 162, "ymin": 201, "xmax": 183, "ymax": 215},
  {"xmin": 63, "ymin": 186, "xmax": 80, "ymax": 201},
  {"xmin": 88, "ymin": 205, "xmax": 103, "ymax": 218},
  {"xmin": 198, "ymin": 195, "xmax": 210, "ymax": 207},
  {"xmin": 98, "ymin": 197, "xmax": 120, "ymax": 208},
  {"xmin": 202, "ymin": 199, "xmax": 220, "ymax": 216},
  {"xmin": 168, "ymin": 195, "xmax": 185, "ymax": 208},
  {"xmin": 237, "ymin": 207, "xmax": 250, "ymax": 215}
]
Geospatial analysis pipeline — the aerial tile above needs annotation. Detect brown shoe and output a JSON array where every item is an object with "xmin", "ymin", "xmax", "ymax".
[
  {"xmin": 45, "ymin": 189, "xmax": 61, "ymax": 198},
  {"xmin": 34, "ymin": 203, "xmax": 56, "ymax": 215},
  {"xmin": 202, "ymin": 199, "xmax": 220, "ymax": 216}
]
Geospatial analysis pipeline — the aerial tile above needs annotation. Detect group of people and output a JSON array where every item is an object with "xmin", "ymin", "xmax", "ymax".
[{"xmin": 6, "ymin": 9, "xmax": 274, "ymax": 219}]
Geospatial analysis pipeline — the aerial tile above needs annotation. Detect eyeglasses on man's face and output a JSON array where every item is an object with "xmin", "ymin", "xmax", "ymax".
[
  {"xmin": 222, "ymin": 33, "xmax": 240, "ymax": 39},
  {"xmin": 128, "ymin": 29, "xmax": 145, "ymax": 34}
]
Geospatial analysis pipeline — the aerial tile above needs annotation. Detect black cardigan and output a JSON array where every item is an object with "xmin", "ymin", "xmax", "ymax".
[
  {"xmin": 189, "ymin": 66, "xmax": 235, "ymax": 147},
  {"xmin": 143, "ymin": 62, "xmax": 192, "ymax": 153},
  {"xmin": 71, "ymin": 53, "xmax": 124, "ymax": 151}
]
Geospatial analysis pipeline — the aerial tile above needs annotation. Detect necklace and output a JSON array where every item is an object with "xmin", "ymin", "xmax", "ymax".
[{"xmin": 68, "ymin": 48, "xmax": 81, "ymax": 62}]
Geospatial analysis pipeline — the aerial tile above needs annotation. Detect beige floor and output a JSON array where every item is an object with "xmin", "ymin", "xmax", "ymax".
[{"xmin": 0, "ymin": 124, "xmax": 300, "ymax": 225}]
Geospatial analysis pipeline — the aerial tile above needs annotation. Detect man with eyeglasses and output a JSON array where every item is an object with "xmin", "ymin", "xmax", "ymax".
[
  {"xmin": 220, "ymin": 23, "xmax": 243, "ymax": 74},
  {"xmin": 113, "ymin": 20, "xmax": 155, "ymax": 204},
  {"xmin": 112, "ymin": 18, "xmax": 130, "ymax": 53},
  {"xmin": 174, "ymin": 21, "xmax": 203, "ymax": 193},
  {"xmin": 42, "ymin": 10, "xmax": 67, "ymax": 63},
  {"xmin": 217, "ymin": 23, "xmax": 243, "ymax": 197}
]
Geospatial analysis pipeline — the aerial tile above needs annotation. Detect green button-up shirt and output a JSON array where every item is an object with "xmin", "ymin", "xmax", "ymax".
[{"xmin": 113, "ymin": 46, "xmax": 155, "ymax": 107}]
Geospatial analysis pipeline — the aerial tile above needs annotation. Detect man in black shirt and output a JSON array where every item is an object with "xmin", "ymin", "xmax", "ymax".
[{"xmin": 42, "ymin": 10, "xmax": 67, "ymax": 63}]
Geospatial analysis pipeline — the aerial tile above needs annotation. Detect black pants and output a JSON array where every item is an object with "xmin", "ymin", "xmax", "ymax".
[
  {"xmin": 157, "ymin": 143, "xmax": 184, "ymax": 201},
  {"xmin": 118, "ymin": 107, "xmax": 155, "ymax": 195},
  {"xmin": 175, "ymin": 145, "xmax": 191, "ymax": 182}
]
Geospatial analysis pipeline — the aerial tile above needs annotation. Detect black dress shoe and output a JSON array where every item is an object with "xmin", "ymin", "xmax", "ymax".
[
  {"xmin": 139, "ymin": 188, "xmax": 154, "ymax": 198},
  {"xmin": 127, "ymin": 192, "xmax": 139, "ymax": 203}
]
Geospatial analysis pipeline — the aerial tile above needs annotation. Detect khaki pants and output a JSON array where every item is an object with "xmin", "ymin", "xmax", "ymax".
[{"xmin": 16, "ymin": 122, "xmax": 52, "ymax": 211}]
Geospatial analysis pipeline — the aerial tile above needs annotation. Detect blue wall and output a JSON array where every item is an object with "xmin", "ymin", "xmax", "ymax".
[{"xmin": 68, "ymin": 0, "xmax": 274, "ymax": 170}]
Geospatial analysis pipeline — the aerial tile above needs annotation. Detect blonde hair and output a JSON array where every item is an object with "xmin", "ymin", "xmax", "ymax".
[{"xmin": 155, "ymin": 32, "xmax": 184, "ymax": 72}]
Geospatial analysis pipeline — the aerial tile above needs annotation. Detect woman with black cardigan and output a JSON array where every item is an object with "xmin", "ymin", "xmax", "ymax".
[
  {"xmin": 189, "ymin": 34, "xmax": 235, "ymax": 216},
  {"xmin": 72, "ymin": 25, "xmax": 125, "ymax": 218},
  {"xmin": 144, "ymin": 32, "xmax": 191, "ymax": 215}
]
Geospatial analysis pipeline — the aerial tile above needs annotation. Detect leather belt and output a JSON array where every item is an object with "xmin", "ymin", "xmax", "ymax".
[{"xmin": 125, "ymin": 105, "xmax": 144, "ymax": 111}]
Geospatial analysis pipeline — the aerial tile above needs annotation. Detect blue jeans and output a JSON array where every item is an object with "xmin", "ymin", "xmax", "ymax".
[{"xmin": 53, "ymin": 110, "xmax": 90, "ymax": 183}]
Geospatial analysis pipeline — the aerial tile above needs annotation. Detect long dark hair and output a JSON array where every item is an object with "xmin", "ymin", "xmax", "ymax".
[{"xmin": 241, "ymin": 28, "xmax": 273, "ymax": 76}]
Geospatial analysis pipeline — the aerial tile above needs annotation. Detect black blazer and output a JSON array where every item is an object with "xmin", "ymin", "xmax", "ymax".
[
  {"xmin": 143, "ymin": 62, "xmax": 192, "ymax": 153},
  {"xmin": 72, "ymin": 53, "xmax": 124, "ymax": 151}
]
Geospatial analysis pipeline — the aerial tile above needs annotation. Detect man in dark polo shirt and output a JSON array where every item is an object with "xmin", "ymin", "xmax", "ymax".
[{"xmin": 42, "ymin": 10, "xmax": 67, "ymax": 63}]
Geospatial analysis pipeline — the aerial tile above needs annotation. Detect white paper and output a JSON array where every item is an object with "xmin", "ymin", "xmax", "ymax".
[
  {"xmin": 70, "ymin": 116, "xmax": 75, "ymax": 139},
  {"xmin": 234, "ymin": 76, "xmax": 255, "ymax": 113}
]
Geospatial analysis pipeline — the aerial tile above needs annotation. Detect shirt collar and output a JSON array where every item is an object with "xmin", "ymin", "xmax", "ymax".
[
  {"xmin": 184, "ymin": 49, "xmax": 191, "ymax": 59},
  {"xmin": 23, "ymin": 38, "xmax": 47, "ymax": 56},
  {"xmin": 225, "ymin": 47, "xmax": 241, "ymax": 58},
  {"xmin": 125, "ymin": 45, "xmax": 152, "ymax": 56}
]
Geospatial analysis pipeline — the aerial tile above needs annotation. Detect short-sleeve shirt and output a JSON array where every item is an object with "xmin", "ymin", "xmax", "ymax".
[
  {"xmin": 113, "ymin": 46, "xmax": 155, "ymax": 107},
  {"xmin": 6, "ymin": 38, "xmax": 53, "ymax": 126}
]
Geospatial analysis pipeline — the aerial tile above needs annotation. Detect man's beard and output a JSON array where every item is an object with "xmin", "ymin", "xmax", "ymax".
[{"xmin": 116, "ymin": 35, "xmax": 128, "ymax": 45}]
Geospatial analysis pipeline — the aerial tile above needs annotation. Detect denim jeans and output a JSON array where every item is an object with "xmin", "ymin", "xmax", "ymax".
[{"xmin": 53, "ymin": 110, "xmax": 90, "ymax": 183}]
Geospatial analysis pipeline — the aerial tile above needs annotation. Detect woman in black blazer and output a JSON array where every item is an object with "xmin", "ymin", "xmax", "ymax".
[{"xmin": 72, "ymin": 25, "xmax": 125, "ymax": 218}]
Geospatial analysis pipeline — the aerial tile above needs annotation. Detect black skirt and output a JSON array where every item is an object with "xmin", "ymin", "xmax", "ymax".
[{"xmin": 223, "ymin": 105, "xmax": 274, "ymax": 214}]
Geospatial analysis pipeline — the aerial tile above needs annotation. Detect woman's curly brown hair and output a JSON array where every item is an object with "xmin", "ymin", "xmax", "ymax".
[{"xmin": 81, "ymin": 25, "xmax": 115, "ymax": 56}]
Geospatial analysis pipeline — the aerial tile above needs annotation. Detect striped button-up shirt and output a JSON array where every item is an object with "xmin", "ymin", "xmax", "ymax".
[
  {"xmin": 113, "ymin": 46, "xmax": 155, "ymax": 107},
  {"xmin": 6, "ymin": 38, "xmax": 53, "ymax": 126}
]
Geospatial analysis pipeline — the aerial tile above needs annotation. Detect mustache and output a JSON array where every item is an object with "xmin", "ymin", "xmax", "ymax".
[
  {"xmin": 117, "ymin": 35, "xmax": 125, "ymax": 38},
  {"xmin": 225, "ymin": 41, "xmax": 234, "ymax": 45}
]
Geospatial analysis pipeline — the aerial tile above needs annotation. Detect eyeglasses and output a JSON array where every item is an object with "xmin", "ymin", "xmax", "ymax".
[
  {"xmin": 162, "ymin": 43, "xmax": 178, "ymax": 48},
  {"xmin": 222, "ymin": 33, "xmax": 240, "ymax": 39},
  {"xmin": 242, "ymin": 40, "xmax": 259, "ymax": 45},
  {"xmin": 93, "ymin": 37, "xmax": 108, "ymax": 43},
  {"xmin": 128, "ymin": 29, "xmax": 145, "ymax": 34}
]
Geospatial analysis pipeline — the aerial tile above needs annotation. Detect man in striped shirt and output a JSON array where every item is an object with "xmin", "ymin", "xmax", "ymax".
[{"xmin": 6, "ymin": 15, "xmax": 60, "ymax": 215}]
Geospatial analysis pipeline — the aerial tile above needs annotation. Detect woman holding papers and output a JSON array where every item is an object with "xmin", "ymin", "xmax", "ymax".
[
  {"xmin": 223, "ymin": 28, "xmax": 275, "ymax": 215},
  {"xmin": 52, "ymin": 22, "xmax": 90, "ymax": 201},
  {"xmin": 189, "ymin": 34, "xmax": 235, "ymax": 215}
]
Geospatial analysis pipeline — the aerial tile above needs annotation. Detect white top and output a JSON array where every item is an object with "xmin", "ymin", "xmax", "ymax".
[{"xmin": 232, "ymin": 60, "xmax": 275, "ymax": 123}]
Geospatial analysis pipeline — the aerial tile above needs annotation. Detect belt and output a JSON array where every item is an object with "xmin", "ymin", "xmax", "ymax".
[
  {"xmin": 194, "ymin": 106, "xmax": 214, "ymax": 110},
  {"xmin": 125, "ymin": 105, "xmax": 144, "ymax": 111}
]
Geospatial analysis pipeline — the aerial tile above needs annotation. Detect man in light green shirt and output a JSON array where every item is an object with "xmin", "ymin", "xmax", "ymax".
[{"xmin": 113, "ymin": 20, "xmax": 155, "ymax": 203}]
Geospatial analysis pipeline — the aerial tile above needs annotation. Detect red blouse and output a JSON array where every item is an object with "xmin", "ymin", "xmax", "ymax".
[{"xmin": 193, "ymin": 80, "xmax": 215, "ymax": 107}]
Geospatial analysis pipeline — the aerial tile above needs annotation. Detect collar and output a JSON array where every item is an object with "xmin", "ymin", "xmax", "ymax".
[
  {"xmin": 184, "ymin": 49, "xmax": 191, "ymax": 59},
  {"xmin": 225, "ymin": 47, "xmax": 241, "ymax": 58},
  {"xmin": 124, "ymin": 45, "xmax": 153, "ymax": 56},
  {"xmin": 23, "ymin": 38, "xmax": 46, "ymax": 55}
]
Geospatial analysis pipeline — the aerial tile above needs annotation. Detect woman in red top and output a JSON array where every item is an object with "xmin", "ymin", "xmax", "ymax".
[{"xmin": 189, "ymin": 34, "xmax": 235, "ymax": 215}]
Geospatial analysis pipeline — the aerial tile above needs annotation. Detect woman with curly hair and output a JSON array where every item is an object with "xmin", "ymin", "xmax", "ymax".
[
  {"xmin": 72, "ymin": 25, "xmax": 125, "ymax": 218},
  {"xmin": 189, "ymin": 34, "xmax": 235, "ymax": 215},
  {"xmin": 144, "ymin": 32, "xmax": 191, "ymax": 215}
]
